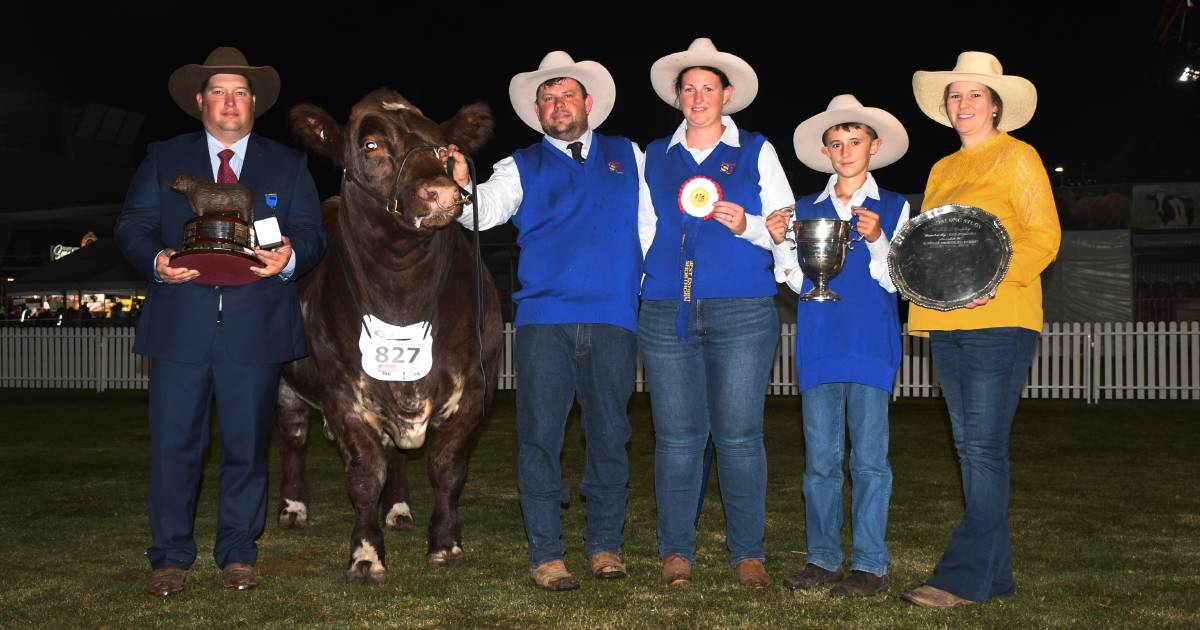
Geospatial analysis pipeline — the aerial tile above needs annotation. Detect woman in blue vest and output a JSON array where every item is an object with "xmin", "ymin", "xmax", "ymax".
[{"xmin": 641, "ymin": 37, "xmax": 794, "ymax": 588}]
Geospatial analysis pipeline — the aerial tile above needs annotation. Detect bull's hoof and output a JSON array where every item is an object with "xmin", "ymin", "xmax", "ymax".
[
  {"xmin": 344, "ymin": 560, "xmax": 387, "ymax": 585},
  {"xmin": 278, "ymin": 499, "xmax": 308, "ymax": 529},
  {"xmin": 384, "ymin": 502, "xmax": 416, "ymax": 531},
  {"xmin": 386, "ymin": 516, "xmax": 416, "ymax": 531},
  {"xmin": 427, "ymin": 544, "xmax": 465, "ymax": 567}
]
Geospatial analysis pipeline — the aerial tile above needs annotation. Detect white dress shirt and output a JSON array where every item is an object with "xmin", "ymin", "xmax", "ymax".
[
  {"xmin": 773, "ymin": 172, "xmax": 909, "ymax": 294},
  {"xmin": 658, "ymin": 115, "xmax": 795, "ymax": 250},
  {"xmin": 456, "ymin": 129, "xmax": 658, "ymax": 256}
]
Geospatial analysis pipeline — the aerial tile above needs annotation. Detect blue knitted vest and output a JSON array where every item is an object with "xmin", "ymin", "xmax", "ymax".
[
  {"xmin": 510, "ymin": 133, "xmax": 641, "ymax": 332},
  {"xmin": 793, "ymin": 186, "xmax": 907, "ymax": 392},
  {"xmin": 642, "ymin": 130, "xmax": 776, "ymax": 301}
]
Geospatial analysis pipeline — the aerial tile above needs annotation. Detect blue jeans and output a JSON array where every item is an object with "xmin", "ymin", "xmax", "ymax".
[
  {"xmin": 926, "ymin": 327, "xmax": 1039, "ymax": 602},
  {"xmin": 801, "ymin": 382, "xmax": 892, "ymax": 575},
  {"xmin": 515, "ymin": 324, "xmax": 636, "ymax": 568},
  {"xmin": 638, "ymin": 297, "xmax": 779, "ymax": 566}
]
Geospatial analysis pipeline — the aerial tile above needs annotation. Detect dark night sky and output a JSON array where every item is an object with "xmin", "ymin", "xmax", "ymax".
[{"xmin": 5, "ymin": 2, "xmax": 1190, "ymax": 203}]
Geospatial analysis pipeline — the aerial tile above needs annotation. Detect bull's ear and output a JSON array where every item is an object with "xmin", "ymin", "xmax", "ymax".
[
  {"xmin": 289, "ymin": 104, "xmax": 344, "ymax": 165},
  {"xmin": 441, "ymin": 102, "xmax": 494, "ymax": 154}
]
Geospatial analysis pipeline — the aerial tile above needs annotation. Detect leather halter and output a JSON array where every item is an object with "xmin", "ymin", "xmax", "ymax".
[{"xmin": 342, "ymin": 145, "xmax": 462, "ymax": 215}]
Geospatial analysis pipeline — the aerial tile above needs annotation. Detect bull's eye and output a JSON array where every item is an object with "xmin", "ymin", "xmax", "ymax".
[{"xmin": 364, "ymin": 140, "xmax": 379, "ymax": 151}]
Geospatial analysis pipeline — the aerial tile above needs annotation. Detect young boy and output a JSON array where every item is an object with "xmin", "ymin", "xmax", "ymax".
[{"xmin": 766, "ymin": 94, "xmax": 910, "ymax": 598}]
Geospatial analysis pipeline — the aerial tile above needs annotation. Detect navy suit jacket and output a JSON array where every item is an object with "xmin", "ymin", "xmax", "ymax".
[{"xmin": 115, "ymin": 131, "xmax": 326, "ymax": 364}]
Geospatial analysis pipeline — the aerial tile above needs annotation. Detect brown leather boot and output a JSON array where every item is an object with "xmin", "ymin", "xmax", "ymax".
[
  {"xmin": 589, "ymin": 551, "xmax": 627, "ymax": 579},
  {"xmin": 221, "ymin": 563, "xmax": 259, "ymax": 590},
  {"xmin": 900, "ymin": 584, "xmax": 972, "ymax": 607},
  {"xmin": 661, "ymin": 554, "xmax": 692, "ymax": 586},
  {"xmin": 148, "ymin": 566, "xmax": 187, "ymax": 597},
  {"xmin": 530, "ymin": 560, "xmax": 580, "ymax": 591},
  {"xmin": 830, "ymin": 570, "xmax": 889, "ymax": 597},
  {"xmin": 735, "ymin": 559, "xmax": 771, "ymax": 589},
  {"xmin": 783, "ymin": 563, "xmax": 843, "ymax": 592}
]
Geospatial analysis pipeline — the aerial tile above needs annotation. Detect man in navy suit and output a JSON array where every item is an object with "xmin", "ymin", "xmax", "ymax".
[{"xmin": 114, "ymin": 47, "xmax": 325, "ymax": 597}]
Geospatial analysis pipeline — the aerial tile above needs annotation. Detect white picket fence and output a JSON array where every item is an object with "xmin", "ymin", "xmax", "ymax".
[
  {"xmin": 3, "ymin": 322, "xmax": 1198, "ymax": 402},
  {"xmin": 0, "ymin": 327, "xmax": 149, "ymax": 391}
]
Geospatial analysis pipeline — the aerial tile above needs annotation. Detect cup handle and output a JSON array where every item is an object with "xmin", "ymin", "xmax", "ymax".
[
  {"xmin": 847, "ymin": 215, "xmax": 865, "ymax": 250},
  {"xmin": 778, "ymin": 205, "xmax": 797, "ymax": 250}
]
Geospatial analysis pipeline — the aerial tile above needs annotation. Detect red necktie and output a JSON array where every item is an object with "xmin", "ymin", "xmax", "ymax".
[{"xmin": 217, "ymin": 148, "xmax": 238, "ymax": 184}]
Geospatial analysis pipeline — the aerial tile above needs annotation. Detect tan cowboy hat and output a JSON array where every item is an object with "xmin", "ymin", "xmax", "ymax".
[
  {"xmin": 793, "ymin": 94, "xmax": 909, "ymax": 173},
  {"xmin": 650, "ymin": 37, "xmax": 758, "ymax": 114},
  {"xmin": 167, "ymin": 47, "xmax": 281, "ymax": 120},
  {"xmin": 508, "ymin": 51, "xmax": 615, "ymax": 133},
  {"xmin": 912, "ymin": 51, "xmax": 1037, "ymax": 132}
]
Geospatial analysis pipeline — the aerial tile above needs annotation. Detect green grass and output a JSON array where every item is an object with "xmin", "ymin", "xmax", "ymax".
[{"xmin": 0, "ymin": 390, "xmax": 1197, "ymax": 629}]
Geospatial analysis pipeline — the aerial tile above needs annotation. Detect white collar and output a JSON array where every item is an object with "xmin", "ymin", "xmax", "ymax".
[
  {"xmin": 814, "ymin": 172, "xmax": 880, "ymax": 204},
  {"xmin": 205, "ymin": 131, "xmax": 251, "ymax": 156},
  {"xmin": 543, "ymin": 128, "xmax": 593, "ymax": 158},
  {"xmin": 666, "ymin": 115, "xmax": 740, "ymax": 151}
]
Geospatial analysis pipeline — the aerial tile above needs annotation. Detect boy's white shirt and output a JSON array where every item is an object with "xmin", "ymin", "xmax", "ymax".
[{"xmin": 772, "ymin": 172, "xmax": 909, "ymax": 294}]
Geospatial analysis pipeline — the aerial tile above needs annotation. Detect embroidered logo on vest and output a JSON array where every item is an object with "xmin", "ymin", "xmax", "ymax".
[
  {"xmin": 608, "ymin": 161, "xmax": 623, "ymax": 175},
  {"xmin": 720, "ymin": 162, "xmax": 736, "ymax": 175}
]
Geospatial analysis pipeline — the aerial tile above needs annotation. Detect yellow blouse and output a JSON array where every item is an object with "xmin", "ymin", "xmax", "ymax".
[{"xmin": 907, "ymin": 132, "xmax": 1061, "ymax": 333}]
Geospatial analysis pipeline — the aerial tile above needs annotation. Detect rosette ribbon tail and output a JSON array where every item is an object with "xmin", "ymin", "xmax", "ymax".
[{"xmin": 676, "ymin": 218, "xmax": 702, "ymax": 340}]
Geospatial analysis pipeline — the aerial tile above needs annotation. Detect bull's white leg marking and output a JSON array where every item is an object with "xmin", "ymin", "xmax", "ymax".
[
  {"xmin": 394, "ymin": 400, "xmax": 433, "ymax": 449},
  {"xmin": 384, "ymin": 502, "xmax": 412, "ymax": 528},
  {"xmin": 350, "ymin": 539, "xmax": 387, "ymax": 580},
  {"xmin": 428, "ymin": 543, "xmax": 465, "ymax": 565},
  {"xmin": 381, "ymin": 101, "xmax": 409, "ymax": 111},
  {"xmin": 435, "ymin": 375, "xmax": 465, "ymax": 427},
  {"xmin": 395, "ymin": 418, "xmax": 429, "ymax": 449},
  {"xmin": 413, "ymin": 216, "xmax": 424, "ymax": 230},
  {"xmin": 282, "ymin": 499, "xmax": 308, "ymax": 524},
  {"xmin": 352, "ymin": 375, "xmax": 385, "ymax": 434}
]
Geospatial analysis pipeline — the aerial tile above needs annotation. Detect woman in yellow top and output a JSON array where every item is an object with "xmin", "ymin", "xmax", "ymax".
[{"xmin": 900, "ymin": 52, "xmax": 1061, "ymax": 608}]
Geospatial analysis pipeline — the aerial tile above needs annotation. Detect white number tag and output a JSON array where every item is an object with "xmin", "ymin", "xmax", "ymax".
[{"xmin": 358, "ymin": 315, "xmax": 433, "ymax": 381}]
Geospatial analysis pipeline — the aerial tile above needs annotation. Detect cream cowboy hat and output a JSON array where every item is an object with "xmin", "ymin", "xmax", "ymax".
[
  {"xmin": 793, "ymin": 94, "xmax": 909, "ymax": 173},
  {"xmin": 650, "ymin": 37, "xmax": 758, "ymax": 114},
  {"xmin": 508, "ymin": 51, "xmax": 616, "ymax": 133},
  {"xmin": 912, "ymin": 51, "xmax": 1037, "ymax": 132},
  {"xmin": 167, "ymin": 47, "xmax": 280, "ymax": 120}
]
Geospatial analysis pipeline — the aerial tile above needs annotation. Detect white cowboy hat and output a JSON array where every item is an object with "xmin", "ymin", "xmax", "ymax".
[
  {"xmin": 508, "ymin": 51, "xmax": 615, "ymax": 133},
  {"xmin": 793, "ymin": 94, "xmax": 909, "ymax": 173},
  {"xmin": 649, "ymin": 37, "xmax": 758, "ymax": 114},
  {"xmin": 912, "ymin": 51, "xmax": 1038, "ymax": 132}
]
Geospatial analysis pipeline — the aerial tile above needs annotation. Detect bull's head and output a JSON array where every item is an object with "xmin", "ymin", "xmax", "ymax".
[{"xmin": 290, "ymin": 89, "xmax": 493, "ymax": 232}]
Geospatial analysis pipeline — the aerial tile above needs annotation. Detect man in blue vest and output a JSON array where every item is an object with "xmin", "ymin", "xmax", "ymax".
[
  {"xmin": 445, "ymin": 51, "xmax": 651, "ymax": 591},
  {"xmin": 115, "ymin": 47, "xmax": 325, "ymax": 597}
]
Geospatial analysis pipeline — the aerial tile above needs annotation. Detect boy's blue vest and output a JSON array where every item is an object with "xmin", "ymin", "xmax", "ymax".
[
  {"xmin": 510, "ymin": 133, "xmax": 642, "ymax": 332},
  {"xmin": 793, "ymin": 187, "xmax": 907, "ymax": 392}
]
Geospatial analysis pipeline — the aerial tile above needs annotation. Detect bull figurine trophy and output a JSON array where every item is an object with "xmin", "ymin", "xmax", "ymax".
[{"xmin": 168, "ymin": 175, "xmax": 260, "ymax": 286}]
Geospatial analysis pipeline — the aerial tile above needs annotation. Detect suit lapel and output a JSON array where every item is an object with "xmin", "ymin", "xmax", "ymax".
[
  {"xmin": 239, "ymin": 133, "xmax": 267, "ymax": 190},
  {"xmin": 188, "ymin": 132, "xmax": 213, "ymax": 180}
]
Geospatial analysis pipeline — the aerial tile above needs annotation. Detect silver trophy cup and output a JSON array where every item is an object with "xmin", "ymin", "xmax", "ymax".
[{"xmin": 792, "ymin": 218, "xmax": 863, "ymax": 301}]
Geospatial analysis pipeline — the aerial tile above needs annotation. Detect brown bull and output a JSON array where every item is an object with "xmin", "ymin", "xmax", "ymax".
[{"xmin": 276, "ymin": 89, "xmax": 502, "ymax": 583}]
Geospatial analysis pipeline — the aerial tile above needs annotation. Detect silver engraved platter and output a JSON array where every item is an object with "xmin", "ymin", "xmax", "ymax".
[{"xmin": 887, "ymin": 204, "xmax": 1012, "ymax": 311}]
